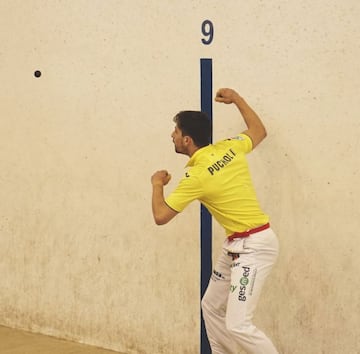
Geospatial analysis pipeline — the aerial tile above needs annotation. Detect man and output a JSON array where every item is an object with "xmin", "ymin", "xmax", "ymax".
[{"xmin": 151, "ymin": 88, "xmax": 279, "ymax": 354}]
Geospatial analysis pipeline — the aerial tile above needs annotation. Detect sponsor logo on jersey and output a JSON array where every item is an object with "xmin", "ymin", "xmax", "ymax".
[{"xmin": 229, "ymin": 135, "xmax": 244, "ymax": 141}]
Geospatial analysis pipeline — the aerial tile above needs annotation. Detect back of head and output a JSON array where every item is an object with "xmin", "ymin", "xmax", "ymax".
[{"xmin": 173, "ymin": 111, "xmax": 211, "ymax": 148}]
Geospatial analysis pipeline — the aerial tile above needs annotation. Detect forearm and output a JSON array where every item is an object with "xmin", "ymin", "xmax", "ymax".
[
  {"xmin": 152, "ymin": 184, "xmax": 166, "ymax": 218},
  {"xmin": 152, "ymin": 184, "xmax": 176, "ymax": 225},
  {"xmin": 233, "ymin": 95, "xmax": 266, "ymax": 133},
  {"xmin": 233, "ymin": 95, "xmax": 267, "ymax": 148},
  {"xmin": 215, "ymin": 88, "xmax": 267, "ymax": 148},
  {"xmin": 151, "ymin": 170, "xmax": 177, "ymax": 225}
]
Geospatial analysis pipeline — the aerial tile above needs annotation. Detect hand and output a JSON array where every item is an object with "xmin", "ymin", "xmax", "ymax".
[
  {"xmin": 215, "ymin": 88, "xmax": 240, "ymax": 104},
  {"xmin": 151, "ymin": 170, "xmax": 172, "ymax": 186}
]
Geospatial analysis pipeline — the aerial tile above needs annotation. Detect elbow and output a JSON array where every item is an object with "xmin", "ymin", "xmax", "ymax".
[
  {"xmin": 262, "ymin": 127, "xmax": 267, "ymax": 140},
  {"xmin": 250, "ymin": 126, "xmax": 267, "ymax": 148},
  {"xmin": 152, "ymin": 203, "xmax": 177, "ymax": 225},
  {"xmin": 256, "ymin": 129, "xmax": 267, "ymax": 147},
  {"xmin": 258, "ymin": 124, "xmax": 267, "ymax": 142},
  {"xmin": 153, "ymin": 213, "xmax": 169, "ymax": 225},
  {"xmin": 154, "ymin": 217, "xmax": 167, "ymax": 226}
]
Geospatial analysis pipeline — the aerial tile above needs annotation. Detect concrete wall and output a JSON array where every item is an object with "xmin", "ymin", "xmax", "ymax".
[{"xmin": 0, "ymin": 1, "xmax": 359, "ymax": 353}]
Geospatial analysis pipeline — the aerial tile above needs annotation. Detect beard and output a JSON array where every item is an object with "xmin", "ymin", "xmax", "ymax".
[
  {"xmin": 174, "ymin": 143, "xmax": 186, "ymax": 155},
  {"xmin": 174, "ymin": 146, "xmax": 184, "ymax": 154}
]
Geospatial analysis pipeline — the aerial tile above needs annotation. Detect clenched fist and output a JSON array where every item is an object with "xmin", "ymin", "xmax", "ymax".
[{"xmin": 151, "ymin": 170, "xmax": 172, "ymax": 186}]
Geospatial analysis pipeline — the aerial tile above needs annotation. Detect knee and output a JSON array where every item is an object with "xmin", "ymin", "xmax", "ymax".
[
  {"xmin": 201, "ymin": 292, "xmax": 225, "ymax": 318},
  {"xmin": 201, "ymin": 293, "xmax": 211, "ymax": 315},
  {"xmin": 201, "ymin": 284, "xmax": 215, "ymax": 312},
  {"xmin": 226, "ymin": 319, "xmax": 254, "ymax": 338}
]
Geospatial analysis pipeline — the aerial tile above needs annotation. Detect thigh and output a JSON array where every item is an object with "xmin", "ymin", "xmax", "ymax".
[
  {"xmin": 226, "ymin": 230, "xmax": 279, "ymax": 327},
  {"xmin": 226, "ymin": 250, "xmax": 259, "ymax": 327}
]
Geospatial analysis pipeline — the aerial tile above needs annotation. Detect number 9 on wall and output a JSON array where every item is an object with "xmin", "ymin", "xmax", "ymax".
[{"xmin": 201, "ymin": 20, "xmax": 214, "ymax": 45}]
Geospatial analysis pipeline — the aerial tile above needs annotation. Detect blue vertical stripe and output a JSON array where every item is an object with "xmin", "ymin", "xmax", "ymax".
[{"xmin": 200, "ymin": 58, "xmax": 212, "ymax": 354}]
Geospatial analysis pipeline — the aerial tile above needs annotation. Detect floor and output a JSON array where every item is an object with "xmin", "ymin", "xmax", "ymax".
[{"xmin": 0, "ymin": 326, "xmax": 125, "ymax": 354}]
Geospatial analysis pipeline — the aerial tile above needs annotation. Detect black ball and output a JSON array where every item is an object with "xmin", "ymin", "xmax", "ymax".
[{"xmin": 34, "ymin": 70, "xmax": 42, "ymax": 78}]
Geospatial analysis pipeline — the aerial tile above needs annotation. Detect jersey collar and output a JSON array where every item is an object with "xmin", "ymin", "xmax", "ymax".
[{"xmin": 186, "ymin": 144, "xmax": 212, "ymax": 167}]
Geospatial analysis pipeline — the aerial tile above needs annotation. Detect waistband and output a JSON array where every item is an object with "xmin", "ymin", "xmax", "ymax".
[{"xmin": 227, "ymin": 223, "xmax": 270, "ymax": 241}]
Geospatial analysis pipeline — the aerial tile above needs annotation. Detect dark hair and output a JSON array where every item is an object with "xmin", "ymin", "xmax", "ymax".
[{"xmin": 173, "ymin": 111, "xmax": 211, "ymax": 147}]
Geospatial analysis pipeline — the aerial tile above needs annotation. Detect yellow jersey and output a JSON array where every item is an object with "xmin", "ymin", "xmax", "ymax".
[{"xmin": 165, "ymin": 133, "xmax": 269, "ymax": 236}]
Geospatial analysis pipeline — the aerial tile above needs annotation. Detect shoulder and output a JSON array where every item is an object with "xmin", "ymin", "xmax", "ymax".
[
  {"xmin": 183, "ymin": 167, "xmax": 205, "ymax": 184},
  {"xmin": 216, "ymin": 133, "xmax": 253, "ymax": 153}
]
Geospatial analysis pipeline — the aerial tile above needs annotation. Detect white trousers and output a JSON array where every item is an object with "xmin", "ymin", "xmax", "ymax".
[{"xmin": 201, "ymin": 228, "xmax": 279, "ymax": 354}]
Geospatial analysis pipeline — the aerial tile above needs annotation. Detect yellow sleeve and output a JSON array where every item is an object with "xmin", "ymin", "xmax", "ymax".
[
  {"xmin": 165, "ymin": 173, "xmax": 202, "ymax": 212},
  {"xmin": 230, "ymin": 133, "xmax": 253, "ymax": 153}
]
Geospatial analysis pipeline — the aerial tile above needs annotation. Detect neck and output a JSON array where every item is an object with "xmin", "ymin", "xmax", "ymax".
[{"xmin": 188, "ymin": 144, "xmax": 205, "ymax": 157}]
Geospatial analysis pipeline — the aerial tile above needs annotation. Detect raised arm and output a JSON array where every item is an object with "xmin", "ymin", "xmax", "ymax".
[{"xmin": 215, "ymin": 88, "xmax": 267, "ymax": 149}]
